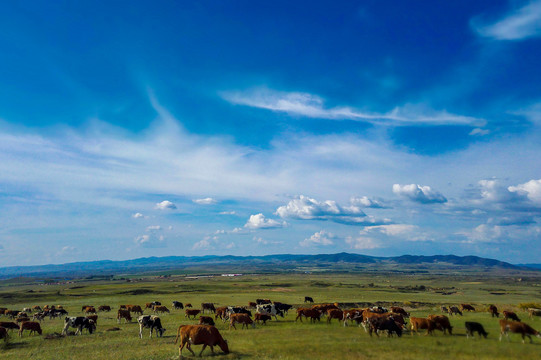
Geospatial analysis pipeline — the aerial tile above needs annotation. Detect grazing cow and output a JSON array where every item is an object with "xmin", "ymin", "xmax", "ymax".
[
  {"xmin": 440, "ymin": 306, "xmax": 448, "ymax": 313},
  {"xmin": 256, "ymin": 304, "xmax": 284, "ymax": 320},
  {"xmin": 5, "ymin": 310, "xmax": 20, "ymax": 319},
  {"xmin": 48, "ymin": 308, "xmax": 68, "ymax": 319},
  {"xmin": 127, "ymin": 305, "xmax": 144, "ymax": 315},
  {"xmin": 185, "ymin": 303, "xmax": 193, "ymax": 308},
  {"xmin": 0, "ymin": 327, "xmax": 7, "ymax": 342},
  {"xmin": 144, "ymin": 303, "xmax": 156, "ymax": 310},
  {"xmin": 198, "ymin": 316, "xmax": 215, "ymax": 326},
  {"xmin": 172, "ymin": 301, "xmax": 184, "ymax": 310},
  {"xmin": 295, "ymin": 308, "xmax": 322, "ymax": 322},
  {"xmin": 390, "ymin": 306, "xmax": 410, "ymax": 317},
  {"xmin": 86, "ymin": 315, "xmax": 98, "ymax": 324},
  {"xmin": 312, "ymin": 304, "xmax": 339, "ymax": 313},
  {"xmin": 448, "ymin": 306, "xmax": 463, "ymax": 316},
  {"xmin": 153, "ymin": 305, "xmax": 170, "ymax": 314},
  {"xmin": 98, "ymin": 305, "xmax": 111, "ymax": 312},
  {"xmin": 175, "ymin": 325, "xmax": 229, "ymax": 357},
  {"xmin": 274, "ymin": 302, "xmax": 293, "ymax": 315},
  {"xmin": 0, "ymin": 322, "xmax": 20, "ymax": 331},
  {"xmin": 410, "ymin": 317, "xmax": 436, "ymax": 336},
  {"xmin": 117, "ymin": 309, "xmax": 132, "ymax": 323},
  {"xmin": 342, "ymin": 309, "xmax": 364, "ymax": 327},
  {"xmin": 528, "ymin": 308, "xmax": 541, "ymax": 320},
  {"xmin": 84, "ymin": 306, "xmax": 97, "ymax": 315},
  {"xmin": 368, "ymin": 316, "xmax": 402, "ymax": 337},
  {"xmin": 32, "ymin": 306, "xmax": 42, "ymax": 312},
  {"xmin": 465, "ymin": 321, "xmax": 488, "ymax": 338},
  {"xmin": 256, "ymin": 299, "xmax": 271, "ymax": 305},
  {"xmin": 138, "ymin": 315, "xmax": 166, "ymax": 339},
  {"xmin": 499, "ymin": 319, "xmax": 541, "ymax": 343},
  {"xmin": 229, "ymin": 313, "xmax": 255, "ymax": 330},
  {"xmin": 255, "ymin": 313, "xmax": 272, "ymax": 325},
  {"xmin": 185, "ymin": 309, "xmax": 201, "ymax": 320},
  {"xmin": 81, "ymin": 305, "xmax": 91, "ymax": 312},
  {"xmin": 304, "ymin": 296, "xmax": 314, "ymax": 303},
  {"xmin": 427, "ymin": 315, "xmax": 453, "ymax": 335},
  {"xmin": 488, "ymin": 305, "xmax": 499, "ymax": 318},
  {"xmin": 18, "ymin": 321, "xmax": 42, "ymax": 337},
  {"xmin": 32, "ymin": 312, "xmax": 46, "ymax": 322},
  {"xmin": 226, "ymin": 307, "xmax": 252, "ymax": 318},
  {"xmin": 215, "ymin": 307, "xmax": 228, "ymax": 321},
  {"xmin": 248, "ymin": 302, "xmax": 257, "ymax": 309},
  {"xmin": 461, "ymin": 304, "xmax": 476, "ymax": 312},
  {"xmin": 503, "ymin": 310, "xmax": 521, "ymax": 322},
  {"xmin": 201, "ymin": 303, "xmax": 216, "ymax": 314},
  {"xmin": 327, "ymin": 309, "xmax": 344, "ymax": 324},
  {"xmin": 62, "ymin": 317, "xmax": 96, "ymax": 335}
]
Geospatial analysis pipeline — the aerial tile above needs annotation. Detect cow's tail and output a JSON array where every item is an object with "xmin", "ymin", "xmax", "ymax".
[{"xmin": 174, "ymin": 325, "xmax": 185, "ymax": 344}]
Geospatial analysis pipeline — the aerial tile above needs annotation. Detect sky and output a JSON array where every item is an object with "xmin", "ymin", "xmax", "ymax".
[{"xmin": 0, "ymin": 0, "xmax": 540, "ymax": 266}]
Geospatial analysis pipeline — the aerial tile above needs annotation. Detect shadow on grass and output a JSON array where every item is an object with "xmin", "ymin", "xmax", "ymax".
[{"xmin": 1, "ymin": 340, "xmax": 28, "ymax": 350}]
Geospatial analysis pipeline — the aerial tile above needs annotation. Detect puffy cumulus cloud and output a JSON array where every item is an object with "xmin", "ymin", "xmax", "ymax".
[
  {"xmin": 275, "ymin": 195, "xmax": 388, "ymax": 226},
  {"xmin": 299, "ymin": 230, "xmax": 336, "ymax": 247},
  {"xmin": 244, "ymin": 213, "xmax": 286, "ymax": 229},
  {"xmin": 477, "ymin": 179, "xmax": 517, "ymax": 203},
  {"xmin": 345, "ymin": 235, "xmax": 381, "ymax": 250},
  {"xmin": 223, "ymin": 88, "xmax": 484, "ymax": 127},
  {"xmin": 155, "ymin": 200, "xmax": 177, "ymax": 210},
  {"xmin": 193, "ymin": 197, "xmax": 217, "ymax": 205},
  {"xmin": 509, "ymin": 179, "xmax": 541, "ymax": 203},
  {"xmin": 473, "ymin": 1, "xmax": 541, "ymax": 41},
  {"xmin": 392, "ymin": 184, "xmax": 447, "ymax": 204},
  {"xmin": 132, "ymin": 212, "xmax": 144, "ymax": 218},
  {"xmin": 350, "ymin": 196, "xmax": 389, "ymax": 209}
]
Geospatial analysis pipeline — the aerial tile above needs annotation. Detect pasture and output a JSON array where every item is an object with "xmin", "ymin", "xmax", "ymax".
[{"xmin": 1, "ymin": 270, "xmax": 541, "ymax": 359}]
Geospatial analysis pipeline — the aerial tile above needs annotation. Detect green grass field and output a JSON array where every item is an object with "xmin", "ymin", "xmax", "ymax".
[{"xmin": 1, "ymin": 271, "xmax": 541, "ymax": 359}]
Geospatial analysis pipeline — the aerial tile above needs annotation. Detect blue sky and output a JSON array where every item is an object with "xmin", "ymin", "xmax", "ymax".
[{"xmin": 1, "ymin": 0, "xmax": 540, "ymax": 266}]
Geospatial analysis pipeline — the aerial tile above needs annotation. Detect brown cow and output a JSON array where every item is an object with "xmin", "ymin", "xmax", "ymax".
[
  {"xmin": 229, "ymin": 313, "xmax": 255, "ymax": 330},
  {"xmin": 254, "ymin": 313, "xmax": 272, "ymax": 324},
  {"xmin": 503, "ymin": 310, "xmax": 521, "ymax": 322},
  {"xmin": 185, "ymin": 303, "xmax": 193, "ymax": 308},
  {"xmin": 86, "ymin": 315, "xmax": 98, "ymax": 324},
  {"xmin": 295, "ymin": 308, "xmax": 322, "ymax": 322},
  {"xmin": 390, "ymin": 306, "xmax": 410, "ymax": 317},
  {"xmin": 488, "ymin": 305, "xmax": 499, "ymax": 318},
  {"xmin": 84, "ymin": 306, "xmax": 97, "ymax": 315},
  {"xmin": 215, "ymin": 307, "xmax": 228, "ymax": 321},
  {"xmin": 312, "ymin": 303, "xmax": 339, "ymax": 313},
  {"xmin": 175, "ymin": 325, "xmax": 229, "ymax": 357},
  {"xmin": 528, "ymin": 308, "xmax": 541, "ymax": 319},
  {"xmin": 248, "ymin": 302, "xmax": 257, "ymax": 309},
  {"xmin": 153, "ymin": 306, "xmax": 170, "ymax": 314},
  {"xmin": 499, "ymin": 319, "xmax": 541, "ymax": 343},
  {"xmin": 198, "ymin": 316, "xmax": 215, "ymax": 326},
  {"xmin": 185, "ymin": 309, "xmax": 201, "ymax": 320},
  {"xmin": 16, "ymin": 317, "xmax": 31, "ymax": 324},
  {"xmin": 32, "ymin": 306, "xmax": 42, "ymax": 312},
  {"xmin": 461, "ymin": 304, "xmax": 476, "ymax": 312},
  {"xmin": 201, "ymin": 303, "xmax": 216, "ymax": 314},
  {"xmin": 117, "ymin": 309, "xmax": 132, "ymax": 323},
  {"xmin": 127, "ymin": 305, "xmax": 144, "ymax": 315},
  {"xmin": 410, "ymin": 317, "xmax": 436, "ymax": 335},
  {"xmin": 18, "ymin": 322, "xmax": 42, "ymax": 337},
  {"xmin": 327, "ymin": 309, "xmax": 344, "ymax": 324},
  {"xmin": 427, "ymin": 315, "xmax": 453, "ymax": 335},
  {"xmin": 98, "ymin": 305, "xmax": 111, "ymax": 312}
]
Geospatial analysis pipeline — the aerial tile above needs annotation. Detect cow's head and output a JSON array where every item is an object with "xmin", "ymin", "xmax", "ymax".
[{"xmin": 158, "ymin": 327, "xmax": 166, "ymax": 337}]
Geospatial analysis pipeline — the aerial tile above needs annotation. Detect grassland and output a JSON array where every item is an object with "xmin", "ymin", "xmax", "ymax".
[{"xmin": 1, "ymin": 270, "xmax": 541, "ymax": 359}]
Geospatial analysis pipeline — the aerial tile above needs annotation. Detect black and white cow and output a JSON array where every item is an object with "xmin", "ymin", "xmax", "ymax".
[
  {"xmin": 226, "ymin": 307, "xmax": 252, "ymax": 318},
  {"xmin": 48, "ymin": 308, "xmax": 68, "ymax": 319},
  {"xmin": 172, "ymin": 301, "xmax": 184, "ymax": 310},
  {"xmin": 137, "ymin": 315, "xmax": 166, "ymax": 339},
  {"xmin": 256, "ymin": 304, "xmax": 284, "ymax": 320},
  {"xmin": 62, "ymin": 317, "xmax": 96, "ymax": 335}
]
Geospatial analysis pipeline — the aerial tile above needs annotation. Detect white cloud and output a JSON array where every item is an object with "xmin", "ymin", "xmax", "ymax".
[
  {"xmin": 155, "ymin": 200, "xmax": 177, "ymax": 210},
  {"xmin": 225, "ymin": 242, "xmax": 236, "ymax": 249},
  {"xmin": 300, "ymin": 230, "xmax": 336, "ymax": 247},
  {"xmin": 345, "ymin": 235, "xmax": 381, "ymax": 250},
  {"xmin": 509, "ymin": 179, "xmax": 541, "ymax": 203},
  {"xmin": 458, "ymin": 224, "xmax": 504, "ymax": 243},
  {"xmin": 370, "ymin": 224, "xmax": 417, "ymax": 236},
  {"xmin": 132, "ymin": 212, "xmax": 144, "ymax": 218},
  {"xmin": 244, "ymin": 213, "xmax": 286, "ymax": 229},
  {"xmin": 146, "ymin": 225, "xmax": 161, "ymax": 231},
  {"xmin": 134, "ymin": 225, "xmax": 166, "ymax": 248},
  {"xmin": 350, "ymin": 196, "xmax": 389, "ymax": 208},
  {"xmin": 192, "ymin": 237, "xmax": 213, "ymax": 250},
  {"xmin": 219, "ymin": 211, "xmax": 236, "ymax": 215},
  {"xmin": 473, "ymin": 1, "xmax": 541, "ymax": 40},
  {"xmin": 469, "ymin": 128, "xmax": 490, "ymax": 136},
  {"xmin": 193, "ymin": 197, "xmax": 217, "ymax": 205},
  {"xmin": 223, "ymin": 88, "xmax": 485, "ymax": 126},
  {"xmin": 393, "ymin": 184, "xmax": 447, "ymax": 204}
]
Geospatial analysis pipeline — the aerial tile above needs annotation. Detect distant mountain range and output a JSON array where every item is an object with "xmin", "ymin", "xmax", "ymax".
[{"xmin": 0, "ymin": 252, "xmax": 534, "ymax": 279}]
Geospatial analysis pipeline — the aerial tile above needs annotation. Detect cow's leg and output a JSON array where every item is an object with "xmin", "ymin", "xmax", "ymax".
[
  {"xmin": 209, "ymin": 345, "xmax": 215, "ymax": 354},
  {"xmin": 198, "ymin": 344, "xmax": 207, "ymax": 357}
]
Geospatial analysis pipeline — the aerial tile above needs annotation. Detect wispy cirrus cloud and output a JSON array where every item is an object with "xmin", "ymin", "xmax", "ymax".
[
  {"xmin": 193, "ymin": 197, "xmax": 217, "ymax": 205},
  {"xmin": 473, "ymin": 0, "xmax": 541, "ymax": 41},
  {"xmin": 222, "ymin": 88, "xmax": 485, "ymax": 127}
]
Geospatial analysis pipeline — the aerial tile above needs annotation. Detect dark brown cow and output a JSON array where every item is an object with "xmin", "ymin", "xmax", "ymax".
[
  {"xmin": 86, "ymin": 315, "xmax": 98, "ymax": 324},
  {"xmin": 488, "ymin": 305, "xmax": 499, "ymax": 318},
  {"xmin": 461, "ymin": 304, "xmax": 476, "ymax": 312},
  {"xmin": 295, "ymin": 308, "xmax": 322, "ymax": 322},
  {"xmin": 427, "ymin": 315, "xmax": 453, "ymax": 335},
  {"xmin": 117, "ymin": 309, "xmax": 132, "ymax": 323},
  {"xmin": 201, "ymin": 303, "xmax": 216, "ymax": 314},
  {"xmin": 0, "ymin": 327, "xmax": 7, "ymax": 342},
  {"xmin": 499, "ymin": 319, "xmax": 541, "ymax": 343},
  {"xmin": 198, "ymin": 316, "xmax": 215, "ymax": 326},
  {"xmin": 254, "ymin": 313, "xmax": 272, "ymax": 324},
  {"xmin": 390, "ymin": 306, "xmax": 410, "ymax": 317},
  {"xmin": 0, "ymin": 322, "xmax": 19, "ymax": 331},
  {"xmin": 18, "ymin": 322, "xmax": 42, "ymax": 337},
  {"xmin": 185, "ymin": 303, "xmax": 193, "ymax": 308},
  {"xmin": 410, "ymin": 317, "xmax": 436, "ymax": 335},
  {"xmin": 229, "ymin": 313, "xmax": 254, "ymax": 330},
  {"xmin": 98, "ymin": 305, "xmax": 111, "ymax": 312},
  {"xmin": 153, "ymin": 306, "xmax": 170, "ymax": 314},
  {"xmin": 175, "ymin": 325, "xmax": 229, "ymax": 357},
  {"xmin": 84, "ymin": 306, "xmax": 97, "ymax": 315},
  {"xmin": 185, "ymin": 309, "xmax": 201, "ymax": 320},
  {"xmin": 327, "ymin": 309, "xmax": 344, "ymax": 323},
  {"xmin": 248, "ymin": 302, "xmax": 257, "ymax": 309},
  {"xmin": 127, "ymin": 305, "xmax": 143, "ymax": 315},
  {"xmin": 503, "ymin": 310, "xmax": 521, "ymax": 322}
]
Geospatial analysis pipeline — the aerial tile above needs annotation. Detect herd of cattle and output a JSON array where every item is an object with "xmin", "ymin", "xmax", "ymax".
[{"xmin": 1, "ymin": 299, "xmax": 541, "ymax": 357}]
